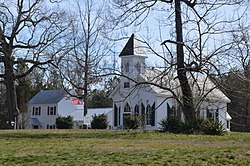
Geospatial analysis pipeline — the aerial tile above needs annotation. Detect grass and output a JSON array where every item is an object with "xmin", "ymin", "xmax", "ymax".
[{"xmin": 0, "ymin": 130, "xmax": 249, "ymax": 165}]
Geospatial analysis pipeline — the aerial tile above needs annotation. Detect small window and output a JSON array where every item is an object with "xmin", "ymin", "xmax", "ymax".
[
  {"xmin": 124, "ymin": 82, "xmax": 130, "ymax": 88},
  {"xmin": 33, "ymin": 107, "xmax": 41, "ymax": 116},
  {"xmin": 47, "ymin": 106, "xmax": 57, "ymax": 115}
]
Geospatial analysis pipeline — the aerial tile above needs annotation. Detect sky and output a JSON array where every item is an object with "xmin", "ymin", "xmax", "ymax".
[{"xmin": 1, "ymin": 0, "xmax": 249, "ymax": 74}]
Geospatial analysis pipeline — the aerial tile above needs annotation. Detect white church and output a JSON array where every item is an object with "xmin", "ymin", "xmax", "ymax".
[{"xmin": 110, "ymin": 34, "xmax": 232, "ymax": 131}]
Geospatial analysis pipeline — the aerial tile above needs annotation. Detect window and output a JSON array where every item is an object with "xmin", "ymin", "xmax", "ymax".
[
  {"xmin": 32, "ymin": 107, "xmax": 41, "ymax": 116},
  {"xmin": 47, "ymin": 106, "xmax": 57, "ymax": 115},
  {"xmin": 146, "ymin": 103, "xmax": 155, "ymax": 126},
  {"xmin": 124, "ymin": 103, "xmax": 131, "ymax": 112},
  {"xmin": 134, "ymin": 105, "xmax": 139, "ymax": 117},
  {"xmin": 124, "ymin": 82, "xmax": 130, "ymax": 88},
  {"xmin": 206, "ymin": 108, "xmax": 219, "ymax": 122},
  {"xmin": 114, "ymin": 104, "xmax": 118, "ymax": 127},
  {"xmin": 146, "ymin": 105, "xmax": 151, "ymax": 125},
  {"xmin": 141, "ymin": 103, "xmax": 145, "ymax": 126},
  {"xmin": 118, "ymin": 107, "xmax": 121, "ymax": 126},
  {"xmin": 151, "ymin": 103, "xmax": 155, "ymax": 126}
]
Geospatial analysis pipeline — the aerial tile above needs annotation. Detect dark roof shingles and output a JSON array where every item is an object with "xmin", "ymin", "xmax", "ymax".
[{"xmin": 28, "ymin": 90, "xmax": 66, "ymax": 104}]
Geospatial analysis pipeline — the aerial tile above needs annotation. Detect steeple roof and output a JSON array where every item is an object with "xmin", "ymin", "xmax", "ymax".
[{"xmin": 119, "ymin": 34, "xmax": 146, "ymax": 57}]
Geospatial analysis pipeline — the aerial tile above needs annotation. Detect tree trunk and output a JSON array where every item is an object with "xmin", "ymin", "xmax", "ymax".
[
  {"xmin": 175, "ymin": 0, "xmax": 195, "ymax": 122},
  {"xmin": 4, "ymin": 57, "xmax": 18, "ymax": 129}
]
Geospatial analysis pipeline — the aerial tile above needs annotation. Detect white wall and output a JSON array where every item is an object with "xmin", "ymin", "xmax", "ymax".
[
  {"xmin": 28, "ymin": 103, "xmax": 58, "ymax": 129},
  {"xmin": 199, "ymin": 101, "xmax": 230, "ymax": 130},
  {"xmin": 28, "ymin": 97, "xmax": 84, "ymax": 129},
  {"xmin": 58, "ymin": 97, "xmax": 83, "ymax": 116}
]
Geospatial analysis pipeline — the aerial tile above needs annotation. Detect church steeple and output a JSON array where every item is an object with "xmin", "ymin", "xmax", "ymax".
[
  {"xmin": 119, "ymin": 34, "xmax": 147, "ymax": 57},
  {"xmin": 119, "ymin": 34, "xmax": 147, "ymax": 88}
]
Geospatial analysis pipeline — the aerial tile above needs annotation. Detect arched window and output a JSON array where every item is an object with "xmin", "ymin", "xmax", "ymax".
[
  {"xmin": 124, "ymin": 103, "xmax": 131, "ymax": 112},
  {"xmin": 146, "ymin": 104, "xmax": 151, "ymax": 125},
  {"xmin": 146, "ymin": 103, "xmax": 155, "ymax": 126},
  {"xmin": 134, "ymin": 105, "xmax": 139, "ymax": 117},
  {"xmin": 141, "ymin": 103, "xmax": 145, "ymax": 126},
  {"xmin": 151, "ymin": 102, "xmax": 155, "ymax": 126},
  {"xmin": 114, "ymin": 104, "xmax": 118, "ymax": 127}
]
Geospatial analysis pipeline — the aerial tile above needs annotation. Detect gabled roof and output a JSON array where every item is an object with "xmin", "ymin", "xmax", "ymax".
[
  {"xmin": 111, "ymin": 67, "xmax": 230, "ymax": 103},
  {"xmin": 28, "ymin": 90, "xmax": 67, "ymax": 104},
  {"xmin": 119, "ymin": 34, "xmax": 147, "ymax": 57}
]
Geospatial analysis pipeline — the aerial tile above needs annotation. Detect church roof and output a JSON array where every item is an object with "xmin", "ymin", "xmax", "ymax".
[
  {"xmin": 119, "ymin": 34, "xmax": 147, "ymax": 57},
  {"xmin": 28, "ymin": 90, "xmax": 66, "ymax": 104},
  {"xmin": 141, "ymin": 69, "xmax": 230, "ymax": 103},
  {"xmin": 110, "ymin": 67, "xmax": 230, "ymax": 103}
]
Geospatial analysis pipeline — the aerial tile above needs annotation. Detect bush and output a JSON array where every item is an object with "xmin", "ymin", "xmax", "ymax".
[
  {"xmin": 56, "ymin": 116, "xmax": 73, "ymax": 129},
  {"xmin": 159, "ymin": 117, "xmax": 183, "ymax": 133},
  {"xmin": 91, "ymin": 114, "xmax": 108, "ymax": 129},
  {"xmin": 180, "ymin": 118, "xmax": 204, "ymax": 134},
  {"xmin": 123, "ymin": 115, "xmax": 139, "ymax": 130},
  {"xmin": 201, "ymin": 119, "xmax": 225, "ymax": 135},
  {"xmin": 159, "ymin": 117, "xmax": 225, "ymax": 135}
]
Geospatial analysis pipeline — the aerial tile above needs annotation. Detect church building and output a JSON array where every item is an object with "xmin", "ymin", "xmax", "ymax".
[{"xmin": 110, "ymin": 34, "xmax": 231, "ymax": 131}]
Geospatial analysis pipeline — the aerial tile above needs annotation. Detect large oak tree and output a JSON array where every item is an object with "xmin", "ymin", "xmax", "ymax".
[{"xmin": 0, "ymin": 0, "xmax": 69, "ymax": 128}]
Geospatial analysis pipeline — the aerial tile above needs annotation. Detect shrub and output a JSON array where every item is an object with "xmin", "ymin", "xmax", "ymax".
[
  {"xmin": 159, "ymin": 117, "xmax": 183, "ymax": 133},
  {"xmin": 123, "ymin": 115, "xmax": 139, "ymax": 130},
  {"xmin": 56, "ymin": 116, "xmax": 73, "ymax": 129},
  {"xmin": 159, "ymin": 117, "xmax": 225, "ymax": 135},
  {"xmin": 201, "ymin": 119, "xmax": 225, "ymax": 135},
  {"xmin": 91, "ymin": 113, "xmax": 108, "ymax": 129},
  {"xmin": 180, "ymin": 117, "xmax": 204, "ymax": 134}
]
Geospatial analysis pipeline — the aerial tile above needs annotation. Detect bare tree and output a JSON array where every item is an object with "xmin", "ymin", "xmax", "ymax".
[
  {"xmin": 108, "ymin": 0, "xmax": 247, "ymax": 122},
  {"xmin": 56, "ymin": 0, "xmax": 111, "ymax": 116},
  {"xmin": 0, "ymin": 0, "xmax": 69, "ymax": 128},
  {"xmin": 218, "ymin": 23, "xmax": 250, "ymax": 131}
]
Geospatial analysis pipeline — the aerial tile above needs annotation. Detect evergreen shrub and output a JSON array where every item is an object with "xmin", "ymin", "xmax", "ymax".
[
  {"xmin": 56, "ymin": 116, "xmax": 73, "ymax": 129},
  {"xmin": 123, "ymin": 115, "xmax": 139, "ymax": 130},
  {"xmin": 91, "ymin": 113, "xmax": 108, "ymax": 129}
]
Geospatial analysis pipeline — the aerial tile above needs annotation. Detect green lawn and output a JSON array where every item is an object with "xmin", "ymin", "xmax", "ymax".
[{"xmin": 0, "ymin": 130, "xmax": 249, "ymax": 165}]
